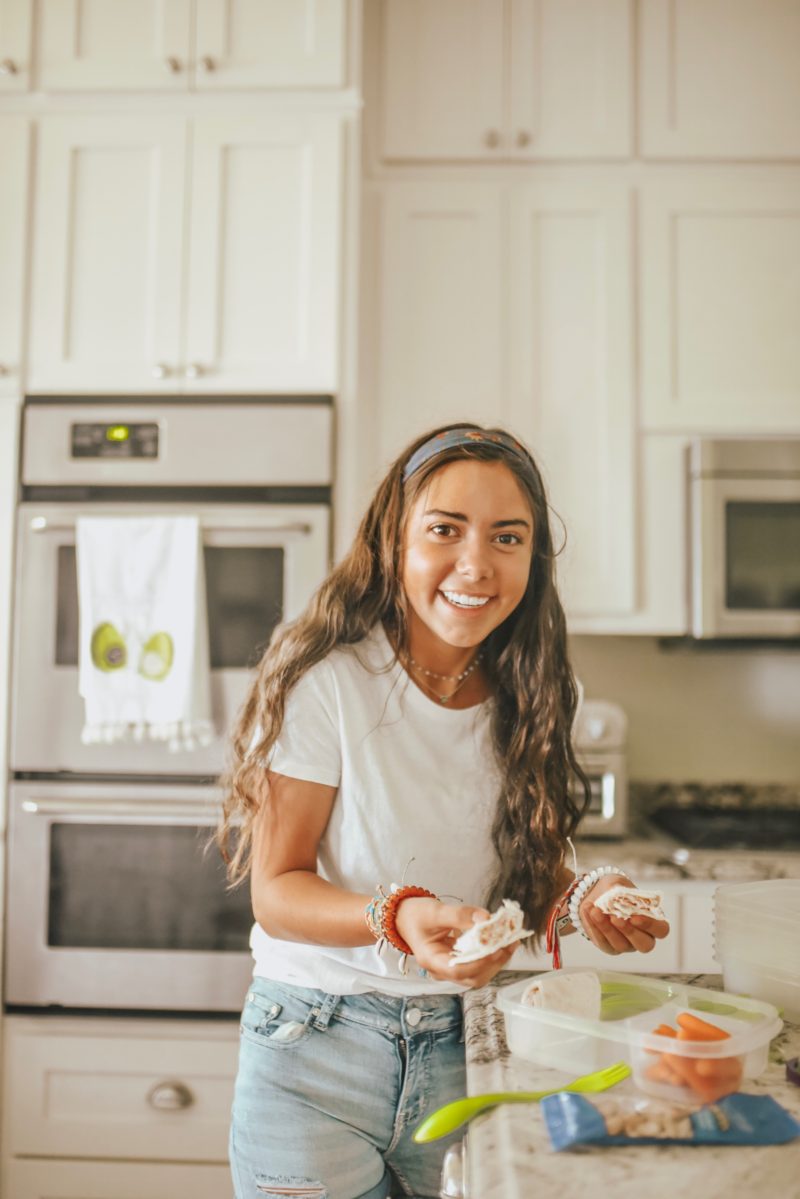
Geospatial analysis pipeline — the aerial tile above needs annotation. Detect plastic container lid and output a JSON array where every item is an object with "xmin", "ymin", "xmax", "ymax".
[
  {"xmin": 715, "ymin": 879, "xmax": 800, "ymax": 916},
  {"xmin": 497, "ymin": 968, "xmax": 782, "ymax": 1104}
]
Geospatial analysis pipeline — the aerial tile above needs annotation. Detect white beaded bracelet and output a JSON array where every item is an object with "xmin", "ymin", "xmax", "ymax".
[{"xmin": 568, "ymin": 866, "xmax": 632, "ymax": 941}]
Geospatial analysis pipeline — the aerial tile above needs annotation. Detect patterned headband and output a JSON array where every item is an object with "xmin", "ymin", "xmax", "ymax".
[{"xmin": 402, "ymin": 427, "xmax": 530, "ymax": 483}]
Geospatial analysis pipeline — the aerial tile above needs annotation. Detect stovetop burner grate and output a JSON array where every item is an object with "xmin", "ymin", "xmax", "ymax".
[{"xmin": 650, "ymin": 805, "xmax": 800, "ymax": 850}]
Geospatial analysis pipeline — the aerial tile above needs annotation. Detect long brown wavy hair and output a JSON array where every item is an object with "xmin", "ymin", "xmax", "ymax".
[{"xmin": 217, "ymin": 421, "xmax": 590, "ymax": 936}]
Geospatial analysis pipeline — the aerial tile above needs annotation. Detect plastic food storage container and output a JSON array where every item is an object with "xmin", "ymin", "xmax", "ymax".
[
  {"xmin": 496, "ymin": 969, "xmax": 782, "ymax": 1104},
  {"xmin": 720, "ymin": 956, "xmax": 800, "ymax": 1022}
]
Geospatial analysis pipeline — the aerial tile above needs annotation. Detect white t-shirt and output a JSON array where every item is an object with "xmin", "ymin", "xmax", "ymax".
[{"xmin": 250, "ymin": 623, "xmax": 502, "ymax": 996}]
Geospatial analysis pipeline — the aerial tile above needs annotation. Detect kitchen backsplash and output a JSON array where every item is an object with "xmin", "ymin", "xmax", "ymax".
[{"xmin": 571, "ymin": 635, "xmax": 800, "ymax": 784}]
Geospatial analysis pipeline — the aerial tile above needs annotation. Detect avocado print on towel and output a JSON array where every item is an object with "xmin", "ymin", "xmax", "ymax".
[{"xmin": 90, "ymin": 624, "xmax": 174, "ymax": 680}]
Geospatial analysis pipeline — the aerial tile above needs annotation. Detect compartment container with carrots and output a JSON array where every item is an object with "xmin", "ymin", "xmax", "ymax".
[{"xmin": 497, "ymin": 969, "xmax": 782, "ymax": 1104}]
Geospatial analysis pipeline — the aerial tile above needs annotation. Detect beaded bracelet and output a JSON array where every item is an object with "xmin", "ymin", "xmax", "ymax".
[
  {"xmin": 545, "ymin": 873, "xmax": 586, "ymax": 969},
  {"xmin": 568, "ymin": 866, "xmax": 633, "ymax": 941},
  {"xmin": 364, "ymin": 883, "xmax": 437, "ymax": 958}
]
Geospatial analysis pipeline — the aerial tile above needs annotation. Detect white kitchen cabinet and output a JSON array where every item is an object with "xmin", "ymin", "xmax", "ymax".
[
  {"xmin": 194, "ymin": 0, "xmax": 347, "ymax": 90},
  {"xmin": 641, "ymin": 173, "xmax": 800, "ymax": 433},
  {"xmin": 570, "ymin": 433, "xmax": 689, "ymax": 635},
  {"xmin": 0, "ymin": 117, "xmax": 30, "ymax": 395},
  {"xmin": 369, "ymin": 181, "xmax": 506, "ymax": 461},
  {"xmin": 28, "ymin": 112, "xmax": 343, "ymax": 394},
  {"xmin": 376, "ymin": 0, "xmax": 632, "ymax": 161},
  {"xmin": 0, "ymin": 0, "xmax": 31, "ymax": 92},
  {"xmin": 2, "ymin": 1014, "xmax": 238, "ymax": 1196},
  {"xmin": 4, "ymin": 1161, "xmax": 233, "ymax": 1199},
  {"xmin": 36, "ymin": 0, "xmax": 346, "ymax": 91},
  {"xmin": 28, "ymin": 115, "xmax": 187, "ymax": 394},
  {"xmin": 509, "ymin": 179, "xmax": 635, "ymax": 619},
  {"xmin": 640, "ymin": 0, "xmax": 800, "ymax": 159},
  {"xmin": 185, "ymin": 114, "xmax": 343, "ymax": 392},
  {"xmin": 37, "ymin": 0, "xmax": 192, "ymax": 91},
  {"xmin": 368, "ymin": 177, "xmax": 636, "ymax": 626}
]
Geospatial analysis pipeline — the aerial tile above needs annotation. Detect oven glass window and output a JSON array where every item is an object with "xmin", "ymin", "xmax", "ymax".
[
  {"xmin": 48, "ymin": 823, "xmax": 252, "ymax": 951},
  {"xmin": 726, "ymin": 502, "xmax": 800, "ymax": 610},
  {"xmin": 55, "ymin": 545, "xmax": 284, "ymax": 668},
  {"xmin": 204, "ymin": 546, "xmax": 283, "ymax": 668}
]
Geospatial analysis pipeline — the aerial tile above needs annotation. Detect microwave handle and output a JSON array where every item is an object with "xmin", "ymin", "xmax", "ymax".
[
  {"xmin": 29, "ymin": 516, "xmax": 313, "ymax": 535},
  {"xmin": 21, "ymin": 798, "xmax": 222, "ymax": 822}
]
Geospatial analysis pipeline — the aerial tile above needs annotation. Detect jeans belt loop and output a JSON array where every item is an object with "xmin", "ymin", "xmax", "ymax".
[{"xmin": 310, "ymin": 991, "xmax": 341, "ymax": 1030}]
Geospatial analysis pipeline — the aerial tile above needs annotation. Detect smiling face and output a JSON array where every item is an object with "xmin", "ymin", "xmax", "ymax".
[{"xmin": 401, "ymin": 458, "xmax": 534, "ymax": 662}]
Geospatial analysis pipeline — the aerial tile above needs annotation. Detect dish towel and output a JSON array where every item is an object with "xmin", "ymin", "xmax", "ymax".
[{"xmin": 76, "ymin": 515, "xmax": 214, "ymax": 752}]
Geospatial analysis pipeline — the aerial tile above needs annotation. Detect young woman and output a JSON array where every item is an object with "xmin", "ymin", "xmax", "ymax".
[{"xmin": 219, "ymin": 423, "xmax": 669, "ymax": 1199}]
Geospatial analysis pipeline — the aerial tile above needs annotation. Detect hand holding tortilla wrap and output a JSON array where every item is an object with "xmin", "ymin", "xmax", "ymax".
[
  {"xmin": 449, "ymin": 899, "xmax": 534, "ymax": 964},
  {"xmin": 580, "ymin": 877, "xmax": 671, "ymax": 956},
  {"xmin": 593, "ymin": 884, "xmax": 666, "ymax": 922}
]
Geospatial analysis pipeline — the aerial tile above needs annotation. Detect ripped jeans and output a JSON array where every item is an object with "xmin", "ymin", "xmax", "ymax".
[{"xmin": 229, "ymin": 977, "xmax": 466, "ymax": 1199}]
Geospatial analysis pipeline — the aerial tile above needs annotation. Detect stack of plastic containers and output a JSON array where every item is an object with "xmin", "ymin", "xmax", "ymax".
[{"xmin": 713, "ymin": 879, "xmax": 800, "ymax": 1021}]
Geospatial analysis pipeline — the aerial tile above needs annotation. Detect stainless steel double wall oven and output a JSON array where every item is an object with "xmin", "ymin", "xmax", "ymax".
[{"xmin": 6, "ymin": 399, "xmax": 332, "ymax": 1013}]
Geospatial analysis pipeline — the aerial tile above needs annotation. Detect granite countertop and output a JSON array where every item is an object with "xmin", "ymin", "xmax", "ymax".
[{"xmin": 462, "ymin": 973, "xmax": 800, "ymax": 1199}]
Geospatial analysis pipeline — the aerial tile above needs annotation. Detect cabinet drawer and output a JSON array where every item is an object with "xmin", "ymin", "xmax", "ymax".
[
  {"xmin": 3, "ymin": 1016, "xmax": 239, "ymax": 1162},
  {"xmin": 4, "ymin": 1158, "xmax": 233, "ymax": 1199}
]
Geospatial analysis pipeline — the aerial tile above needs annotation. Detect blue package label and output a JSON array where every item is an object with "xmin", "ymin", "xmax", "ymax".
[{"xmin": 543, "ymin": 1092, "xmax": 800, "ymax": 1152}]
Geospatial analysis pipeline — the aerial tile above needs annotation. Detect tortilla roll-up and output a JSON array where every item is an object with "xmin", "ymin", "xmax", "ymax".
[
  {"xmin": 592, "ymin": 884, "xmax": 666, "ymax": 922},
  {"xmin": 520, "ymin": 970, "xmax": 602, "ymax": 1020},
  {"xmin": 449, "ymin": 899, "xmax": 534, "ymax": 963}
]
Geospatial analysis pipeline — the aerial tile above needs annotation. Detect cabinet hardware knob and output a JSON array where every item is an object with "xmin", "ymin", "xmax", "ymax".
[
  {"xmin": 0, "ymin": 59, "xmax": 18, "ymax": 76},
  {"xmin": 165, "ymin": 56, "xmax": 182, "ymax": 73},
  {"xmin": 151, "ymin": 363, "xmax": 171, "ymax": 379},
  {"xmin": 147, "ymin": 1080, "xmax": 195, "ymax": 1111},
  {"xmin": 200, "ymin": 55, "xmax": 216, "ymax": 72},
  {"xmin": 184, "ymin": 362, "xmax": 205, "ymax": 379},
  {"xmin": 484, "ymin": 129, "xmax": 501, "ymax": 149},
  {"xmin": 0, "ymin": 363, "xmax": 9, "ymax": 376},
  {"xmin": 516, "ymin": 130, "xmax": 532, "ymax": 148}
]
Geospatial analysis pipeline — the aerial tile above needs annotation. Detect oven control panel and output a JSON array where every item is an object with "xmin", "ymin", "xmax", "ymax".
[{"xmin": 70, "ymin": 422, "xmax": 159, "ymax": 459}]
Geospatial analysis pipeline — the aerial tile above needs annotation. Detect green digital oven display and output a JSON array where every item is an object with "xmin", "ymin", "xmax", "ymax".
[
  {"xmin": 71, "ymin": 422, "xmax": 159, "ymax": 459},
  {"xmin": 106, "ymin": 424, "xmax": 130, "ymax": 442}
]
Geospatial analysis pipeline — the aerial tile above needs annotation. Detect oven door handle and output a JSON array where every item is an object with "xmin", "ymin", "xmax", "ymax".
[
  {"xmin": 29, "ymin": 516, "xmax": 313, "ymax": 535},
  {"xmin": 20, "ymin": 798, "xmax": 223, "ymax": 822}
]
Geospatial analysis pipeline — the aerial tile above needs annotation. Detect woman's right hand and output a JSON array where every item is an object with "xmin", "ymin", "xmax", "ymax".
[{"xmin": 395, "ymin": 898, "xmax": 520, "ymax": 988}]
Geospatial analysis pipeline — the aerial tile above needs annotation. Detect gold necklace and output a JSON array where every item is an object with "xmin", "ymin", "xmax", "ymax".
[{"xmin": 408, "ymin": 653, "xmax": 483, "ymax": 704}]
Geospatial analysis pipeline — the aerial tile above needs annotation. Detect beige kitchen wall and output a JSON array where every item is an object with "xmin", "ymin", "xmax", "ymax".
[{"xmin": 571, "ymin": 635, "xmax": 800, "ymax": 783}]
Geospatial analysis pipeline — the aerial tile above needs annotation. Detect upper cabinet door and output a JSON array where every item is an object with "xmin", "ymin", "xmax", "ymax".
[
  {"xmin": 379, "ymin": 0, "xmax": 505, "ymax": 160},
  {"xmin": 36, "ymin": 0, "xmax": 192, "ymax": 90},
  {"xmin": 641, "ymin": 0, "xmax": 800, "ymax": 158},
  {"xmin": 0, "ymin": 0, "xmax": 32, "ymax": 91},
  {"xmin": 28, "ymin": 116, "xmax": 186, "ymax": 393},
  {"xmin": 0, "ymin": 118, "xmax": 30, "ymax": 394},
  {"xmin": 184, "ymin": 114, "xmax": 343, "ymax": 392},
  {"xmin": 509, "ymin": 0, "xmax": 632, "ymax": 159},
  {"xmin": 369, "ymin": 182, "xmax": 505, "ymax": 464},
  {"xmin": 509, "ymin": 180, "xmax": 635, "ymax": 618},
  {"xmin": 641, "ymin": 173, "xmax": 800, "ymax": 432},
  {"xmin": 194, "ymin": 0, "xmax": 347, "ymax": 88}
]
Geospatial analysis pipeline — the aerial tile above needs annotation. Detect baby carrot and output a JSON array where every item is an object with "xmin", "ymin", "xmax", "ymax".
[{"xmin": 675, "ymin": 1011, "xmax": 730, "ymax": 1041}]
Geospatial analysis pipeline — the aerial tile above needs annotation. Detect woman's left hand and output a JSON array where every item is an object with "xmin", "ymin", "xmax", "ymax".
[{"xmin": 578, "ymin": 875, "xmax": 670, "ymax": 955}]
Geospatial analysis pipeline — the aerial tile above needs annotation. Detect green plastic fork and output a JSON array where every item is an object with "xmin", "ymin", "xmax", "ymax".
[{"xmin": 412, "ymin": 1060, "xmax": 631, "ymax": 1143}]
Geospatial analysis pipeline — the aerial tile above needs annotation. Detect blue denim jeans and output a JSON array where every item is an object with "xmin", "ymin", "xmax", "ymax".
[{"xmin": 229, "ymin": 977, "xmax": 466, "ymax": 1199}]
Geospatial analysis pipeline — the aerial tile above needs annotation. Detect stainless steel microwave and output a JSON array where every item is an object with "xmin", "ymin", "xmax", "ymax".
[{"xmin": 689, "ymin": 438, "xmax": 800, "ymax": 639}]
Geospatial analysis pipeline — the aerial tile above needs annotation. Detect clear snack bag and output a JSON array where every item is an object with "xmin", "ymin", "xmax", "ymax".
[{"xmin": 543, "ymin": 1092, "xmax": 800, "ymax": 1151}]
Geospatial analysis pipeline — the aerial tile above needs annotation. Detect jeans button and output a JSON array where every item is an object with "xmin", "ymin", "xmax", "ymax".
[{"xmin": 406, "ymin": 1007, "xmax": 422, "ymax": 1027}]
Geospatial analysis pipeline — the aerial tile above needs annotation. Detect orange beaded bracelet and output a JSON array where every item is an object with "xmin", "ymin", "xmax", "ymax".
[{"xmin": 377, "ymin": 884, "xmax": 437, "ymax": 956}]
